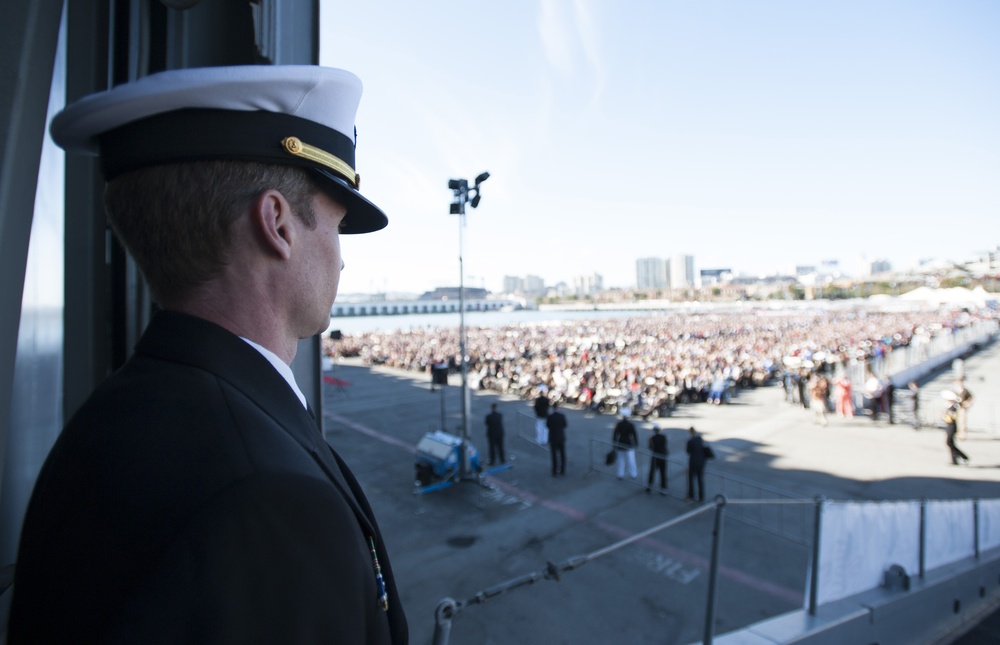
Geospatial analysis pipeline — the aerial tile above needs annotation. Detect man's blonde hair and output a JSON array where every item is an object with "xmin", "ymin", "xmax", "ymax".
[{"xmin": 104, "ymin": 160, "xmax": 318, "ymax": 304}]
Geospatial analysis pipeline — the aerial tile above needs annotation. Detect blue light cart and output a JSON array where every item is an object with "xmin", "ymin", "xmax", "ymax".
[{"xmin": 413, "ymin": 431, "xmax": 509, "ymax": 494}]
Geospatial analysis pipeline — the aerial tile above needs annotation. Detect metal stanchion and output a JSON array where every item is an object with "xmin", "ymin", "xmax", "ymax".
[
  {"xmin": 808, "ymin": 496, "xmax": 825, "ymax": 615},
  {"xmin": 703, "ymin": 495, "xmax": 727, "ymax": 644}
]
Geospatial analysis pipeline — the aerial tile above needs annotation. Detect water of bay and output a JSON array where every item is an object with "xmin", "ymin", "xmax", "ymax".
[
  {"xmin": 326, "ymin": 308, "xmax": 646, "ymax": 335},
  {"xmin": 325, "ymin": 299, "xmax": 839, "ymax": 335}
]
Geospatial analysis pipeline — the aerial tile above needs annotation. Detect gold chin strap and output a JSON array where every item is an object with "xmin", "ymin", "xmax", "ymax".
[{"xmin": 281, "ymin": 136, "xmax": 359, "ymax": 189}]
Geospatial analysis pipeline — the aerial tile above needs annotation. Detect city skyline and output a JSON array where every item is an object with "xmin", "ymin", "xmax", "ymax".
[
  {"xmin": 340, "ymin": 244, "xmax": 996, "ymax": 299},
  {"xmin": 320, "ymin": 2, "xmax": 999, "ymax": 295}
]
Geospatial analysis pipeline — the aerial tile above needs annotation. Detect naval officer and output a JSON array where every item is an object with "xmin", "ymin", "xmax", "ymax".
[{"xmin": 10, "ymin": 65, "xmax": 408, "ymax": 644}]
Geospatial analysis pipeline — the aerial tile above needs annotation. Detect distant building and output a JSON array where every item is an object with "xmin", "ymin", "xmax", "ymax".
[
  {"xmin": 858, "ymin": 255, "xmax": 892, "ymax": 277},
  {"xmin": 502, "ymin": 275, "xmax": 521, "ymax": 294},
  {"xmin": 548, "ymin": 281, "xmax": 572, "ymax": 299},
  {"xmin": 819, "ymin": 259, "xmax": 841, "ymax": 277},
  {"xmin": 331, "ymin": 296, "xmax": 517, "ymax": 317},
  {"xmin": 574, "ymin": 273, "xmax": 603, "ymax": 298},
  {"xmin": 670, "ymin": 254, "xmax": 697, "ymax": 289},
  {"xmin": 869, "ymin": 259, "xmax": 892, "ymax": 276},
  {"xmin": 503, "ymin": 274, "xmax": 546, "ymax": 296},
  {"xmin": 964, "ymin": 246, "xmax": 999, "ymax": 276},
  {"xmin": 700, "ymin": 268, "xmax": 732, "ymax": 285},
  {"xmin": 524, "ymin": 275, "xmax": 545, "ymax": 294},
  {"xmin": 636, "ymin": 257, "xmax": 668, "ymax": 290},
  {"xmin": 419, "ymin": 286, "xmax": 489, "ymax": 301}
]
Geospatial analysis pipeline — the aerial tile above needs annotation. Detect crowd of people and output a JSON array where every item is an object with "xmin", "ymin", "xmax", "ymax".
[{"xmin": 327, "ymin": 307, "xmax": 994, "ymax": 422}]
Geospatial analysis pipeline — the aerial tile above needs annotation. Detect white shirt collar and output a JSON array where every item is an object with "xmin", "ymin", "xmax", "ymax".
[{"xmin": 239, "ymin": 337, "xmax": 308, "ymax": 409}]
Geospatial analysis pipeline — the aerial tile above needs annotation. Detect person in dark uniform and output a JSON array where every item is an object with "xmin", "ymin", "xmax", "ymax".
[
  {"xmin": 944, "ymin": 402, "xmax": 970, "ymax": 465},
  {"xmin": 686, "ymin": 426, "xmax": 708, "ymax": 502},
  {"xmin": 646, "ymin": 425, "xmax": 668, "ymax": 495},
  {"xmin": 612, "ymin": 409, "xmax": 639, "ymax": 479},
  {"xmin": 9, "ymin": 66, "xmax": 407, "ymax": 644},
  {"xmin": 534, "ymin": 388, "xmax": 550, "ymax": 445},
  {"xmin": 484, "ymin": 403, "xmax": 506, "ymax": 465},
  {"xmin": 430, "ymin": 357, "xmax": 448, "ymax": 391},
  {"xmin": 546, "ymin": 401, "xmax": 568, "ymax": 475},
  {"xmin": 797, "ymin": 369, "xmax": 809, "ymax": 409}
]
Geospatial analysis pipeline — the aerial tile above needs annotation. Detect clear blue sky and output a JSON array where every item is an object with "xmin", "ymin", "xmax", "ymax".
[{"xmin": 320, "ymin": 1, "xmax": 999, "ymax": 295}]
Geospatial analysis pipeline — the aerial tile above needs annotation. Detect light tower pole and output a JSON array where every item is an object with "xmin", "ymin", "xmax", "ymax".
[{"xmin": 448, "ymin": 172, "xmax": 489, "ymax": 478}]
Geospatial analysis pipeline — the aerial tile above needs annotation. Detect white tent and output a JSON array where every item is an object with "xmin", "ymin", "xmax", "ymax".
[{"xmin": 897, "ymin": 286, "xmax": 996, "ymax": 308}]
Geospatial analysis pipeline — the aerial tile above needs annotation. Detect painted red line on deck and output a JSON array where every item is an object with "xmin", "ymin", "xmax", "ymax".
[{"xmin": 327, "ymin": 411, "xmax": 803, "ymax": 606}]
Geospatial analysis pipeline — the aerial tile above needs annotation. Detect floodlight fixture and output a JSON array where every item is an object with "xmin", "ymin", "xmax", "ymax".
[{"xmin": 474, "ymin": 171, "xmax": 490, "ymax": 186}]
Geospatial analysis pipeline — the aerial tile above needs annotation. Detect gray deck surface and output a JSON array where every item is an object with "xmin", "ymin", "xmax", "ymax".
[{"xmin": 321, "ymin": 339, "xmax": 1000, "ymax": 645}]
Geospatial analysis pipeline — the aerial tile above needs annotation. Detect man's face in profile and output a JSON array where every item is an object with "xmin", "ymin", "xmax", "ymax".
[{"xmin": 293, "ymin": 190, "xmax": 348, "ymax": 337}]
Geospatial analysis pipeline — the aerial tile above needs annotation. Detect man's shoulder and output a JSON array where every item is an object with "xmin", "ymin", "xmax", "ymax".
[{"xmin": 57, "ymin": 352, "xmax": 317, "ymax": 486}]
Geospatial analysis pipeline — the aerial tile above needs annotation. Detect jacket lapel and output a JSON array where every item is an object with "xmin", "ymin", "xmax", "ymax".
[{"xmin": 135, "ymin": 312, "xmax": 376, "ymax": 536}]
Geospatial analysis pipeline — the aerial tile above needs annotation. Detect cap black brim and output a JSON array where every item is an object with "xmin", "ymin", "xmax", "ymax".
[{"xmin": 315, "ymin": 169, "xmax": 388, "ymax": 235}]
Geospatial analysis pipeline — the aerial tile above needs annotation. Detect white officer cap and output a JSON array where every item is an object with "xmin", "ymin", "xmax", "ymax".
[{"xmin": 49, "ymin": 65, "xmax": 385, "ymax": 234}]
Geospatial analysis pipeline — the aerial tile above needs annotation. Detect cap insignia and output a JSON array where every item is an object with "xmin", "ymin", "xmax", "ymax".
[{"xmin": 282, "ymin": 136, "xmax": 358, "ymax": 188}]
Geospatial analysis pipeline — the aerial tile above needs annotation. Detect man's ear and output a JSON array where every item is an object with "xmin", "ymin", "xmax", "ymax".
[{"xmin": 253, "ymin": 189, "xmax": 294, "ymax": 260}]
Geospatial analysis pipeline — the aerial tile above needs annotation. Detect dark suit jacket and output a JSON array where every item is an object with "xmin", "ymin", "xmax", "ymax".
[
  {"xmin": 533, "ymin": 395, "xmax": 549, "ymax": 418},
  {"xmin": 687, "ymin": 434, "xmax": 707, "ymax": 470},
  {"xmin": 10, "ymin": 311, "xmax": 408, "ymax": 644},
  {"xmin": 545, "ymin": 412, "xmax": 567, "ymax": 445},
  {"xmin": 648, "ymin": 433, "xmax": 668, "ymax": 457},
  {"xmin": 485, "ymin": 411, "xmax": 504, "ymax": 438},
  {"xmin": 612, "ymin": 419, "xmax": 637, "ymax": 449}
]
